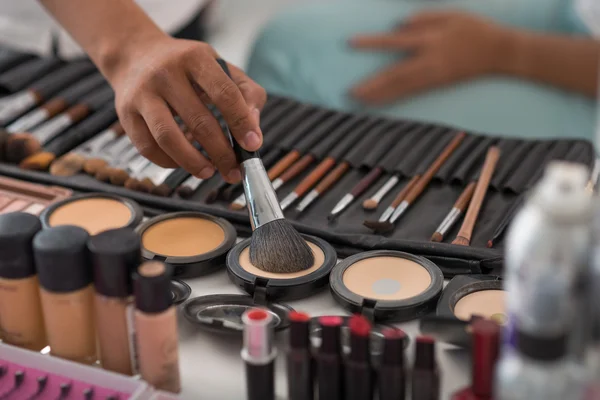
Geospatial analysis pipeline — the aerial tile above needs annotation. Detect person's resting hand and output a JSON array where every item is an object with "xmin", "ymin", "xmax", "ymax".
[{"xmin": 349, "ymin": 11, "xmax": 513, "ymax": 105}]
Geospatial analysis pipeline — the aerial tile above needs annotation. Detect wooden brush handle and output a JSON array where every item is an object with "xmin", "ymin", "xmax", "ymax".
[
  {"xmin": 279, "ymin": 154, "xmax": 314, "ymax": 182},
  {"xmin": 391, "ymin": 175, "xmax": 420, "ymax": 208},
  {"xmin": 66, "ymin": 103, "xmax": 91, "ymax": 122},
  {"xmin": 294, "ymin": 157, "xmax": 336, "ymax": 196},
  {"xmin": 42, "ymin": 98, "xmax": 68, "ymax": 118},
  {"xmin": 405, "ymin": 132, "xmax": 466, "ymax": 204},
  {"xmin": 315, "ymin": 161, "xmax": 350, "ymax": 194},
  {"xmin": 454, "ymin": 181, "xmax": 476, "ymax": 211},
  {"xmin": 267, "ymin": 150, "xmax": 300, "ymax": 180},
  {"xmin": 351, "ymin": 167, "xmax": 383, "ymax": 197},
  {"xmin": 454, "ymin": 146, "xmax": 501, "ymax": 245}
]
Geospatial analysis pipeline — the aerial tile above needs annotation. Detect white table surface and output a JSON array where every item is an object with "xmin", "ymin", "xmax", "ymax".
[{"xmin": 176, "ymin": 267, "xmax": 471, "ymax": 400}]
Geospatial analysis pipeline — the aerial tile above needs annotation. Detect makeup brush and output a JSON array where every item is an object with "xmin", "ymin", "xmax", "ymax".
[
  {"xmin": 361, "ymin": 125, "xmax": 433, "ymax": 210},
  {"xmin": 346, "ymin": 315, "xmax": 373, "ymax": 400},
  {"xmin": 81, "ymin": 123, "xmax": 127, "ymax": 174},
  {"xmin": 217, "ymin": 58, "xmax": 313, "ymax": 274},
  {"xmin": 364, "ymin": 132, "xmax": 466, "ymax": 233},
  {"xmin": 152, "ymin": 168, "xmax": 190, "ymax": 197},
  {"xmin": 0, "ymin": 48, "xmax": 35, "ymax": 74},
  {"xmin": 19, "ymin": 105, "xmax": 117, "ymax": 171},
  {"xmin": 228, "ymin": 108, "xmax": 339, "ymax": 209},
  {"xmin": 176, "ymin": 175, "xmax": 205, "ymax": 198},
  {"xmin": 328, "ymin": 122, "xmax": 411, "ymax": 219},
  {"xmin": 430, "ymin": 181, "xmax": 476, "ymax": 242},
  {"xmin": 50, "ymin": 121, "xmax": 124, "ymax": 177},
  {"xmin": 6, "ymin": 73, "xmax": 105, "ymax": 133},
  {"xmin": 452, "ymin": 146, "xmax": 500, "ymax": 246},
  {"xmin": 280, "ymin": 116, "xmax": 380, "ymax": 211},
  {"xmin": 0, "ymin": 59, "xmax": 92, "ymax": 124}
]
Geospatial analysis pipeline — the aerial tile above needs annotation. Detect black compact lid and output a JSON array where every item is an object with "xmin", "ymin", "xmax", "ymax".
[
  {"xmin": 420, "ymin": 315, "xmax": 484, "ymax": 348},
  {"xmin": 171, "ymin": 279, "xmax": 192, "ymax": 305},
  {"xmin": 136, "ymin": 211, "xmax": 236, "ymax": 279},
  {"xmin": 0, "ymin": 212, "xmax": 42, "ymax": 279},
  {"xmin": 40, "ymin": 193, "xmax": 143, "ymax": 234},
  {"xmin": 329, "ymin": 250, "xmax": 444, "ymax": 322},
  {"xmin": 133, "ymin": 262, "xmax": 174, "ymax": 313},
  {"xmin": 436, "ymin": 274, "xmax": 503, "ymax": 320},
  {"xmin": 88, "ymin": 228, "xmax": 141, "ymax": 298},
  {"xmin": 182, "ymin": 294, "xmax": 293, "ymax": 335},
  {"xmin": 34, "ymin": 225, "xmax": 92, "ymax": 292},
  {"xmin": 226, "ymin": 234, "xmax": 337, "ymax": 302}
]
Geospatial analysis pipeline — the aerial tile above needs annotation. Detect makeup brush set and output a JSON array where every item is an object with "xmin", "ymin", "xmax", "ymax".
[
  {"xmin": 0, "ymin": 50, "xmax": 596, "ymax": 275},
  {"xmin": 238, "ymin": 308, "xmax": 501, "ymax": 400}
]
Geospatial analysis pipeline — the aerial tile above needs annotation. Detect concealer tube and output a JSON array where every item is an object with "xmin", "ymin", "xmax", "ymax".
[
  {"xmin": 134, "ymin": 261, "xmax": 181, "ymax": 393},
  {"xmin": 0, "ymin": 212, "xmax": 47, "ymax": 351},
  {"xmin": 88, "ymin": 228, "xmax": 141, "ymax": 376},
  {"xmin": 34, "ymin": 225, "xmax": 96, "ymax": 364}
]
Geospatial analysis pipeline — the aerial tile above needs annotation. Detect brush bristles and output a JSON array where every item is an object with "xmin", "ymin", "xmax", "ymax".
[
  {"xmin": 249, "ymin": 219, "xmax": 314, "ymax": 274},
  {"xmin": 229, "ymin": 202, "xmax": 246, "ymax": 211},
  {"xmin": 430, "ymin": 232, "xmax": 443, "ymax": 243},
  {"xmin": 362, "ymin": 199, "xmax": 378, "ymax": 210},
  {"xmin": 138, "ymin": 178, "xmax": 155, "ymax": 193},
  {"xmin": 50, "ymin": 153, "xmax": 86, "ymax": 176},
  {"xmin": 363, "ymin": 220, "xmax": 394, "ymax": 234},
  {"xmin": 19, "ymin": 152, "xmax": 55, "ymax": 171},
  {"xmin": 6, "ymin": 134, "xmax": 41, "ymax": 164},
  {"xmin": 124, "ymin": 178, "xmax": 141, "ymax": 191},
  {"xmin": 151, "ymin": 184, "xmax": 172, "ymax": 197},
  {"xmin": 94, "ymin": 167, "xmax": 112, "ymax": 182},
  {"xmin": 83, "ymin": 158, "xmax": 108, "ymax": 175},
  {"xmin": 109, "ymin": 169, "xmax": 129, "ymax": 186},
  {"xmin": 176, "ymin": 186, "xmax": 194, "ymax": 198},
  {"xmin": 452, "ymin": 236, "xmax": 470, "ymax": 246}
]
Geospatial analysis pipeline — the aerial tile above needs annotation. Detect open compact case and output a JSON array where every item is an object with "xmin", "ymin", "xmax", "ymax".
[
  {"xmin": 420, "ymin": 274, "xmax": 505, "ymax": 347},
  {"xmin": 330, "ymin": 250, "xmax": 444, "ymax": 322},
  {"xmin": 182, "ymin": 234, "xmax": 337, "ymax": 334}
]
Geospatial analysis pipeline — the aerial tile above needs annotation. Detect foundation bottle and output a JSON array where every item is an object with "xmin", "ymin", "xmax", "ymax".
[
  {"xmin": 134, "ymin": 261, "xmax": 181, "ymax": 393},
  {"xmin": 34, "ymin": 225, "xmax": 96, "ymax": 364},
  {"xmin": 88, "ymin": 228, "xmax": 141, "ymax": 376},
  {"xmin": 0, "ymin": 212, "xmax": 47, "ymax": 351}
]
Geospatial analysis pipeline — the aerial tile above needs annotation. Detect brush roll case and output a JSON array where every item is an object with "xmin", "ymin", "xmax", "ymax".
[{"xmin": 0, "ymin": 82, "xmax": 594, "ymax": 276}]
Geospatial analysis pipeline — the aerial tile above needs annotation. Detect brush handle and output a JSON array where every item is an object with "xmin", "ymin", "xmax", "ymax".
[
  {"xmin": 391, "ymin": 175, "xmax": 420, "ymax": 208},
  {"xmin": 351, "ymin": 167, "xmax": 383, "ymax": 197},
  {"xmin": 216, "ymin": 58, "xmax": 259, "ymax": 162},
  {"xmin": 29, "ymin": 61, "xmax": 96, "ymax": 101},
  {"xmin": 58, "ymin": 73, "xmax": 106, "ymax": 105},
  {"xmin": 294, "ymin": 157, "xmax": 336, "ymax": 197},
  {"xmin": 315, "ymin": 161, "xmax": 350, "ymax": 195},
  {"xmin": 454, "ymin": 181, "xmax": 476, "ymax": 212},
  {"xmin": 278, "ymin": 154, "xmax": 314, "ymax": 183},
  {"xmin": 0, "ymin": 57, "xmax": 62, "ymax": 94},
  {"xmin": 268, "ymin": 150, "xmax": 301, "ymax": 180}
]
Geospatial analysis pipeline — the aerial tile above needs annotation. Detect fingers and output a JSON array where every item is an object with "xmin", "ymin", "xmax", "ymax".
[
  {"xmin": 351, "ymin": 56, "xmax": 438, "ymax": 104},
  {"xmin": 188, "ymin": 57, "xmax": 263, "ymax": 152},
  {"xmin": 403, "ymin": 10, "xmax": 458, "ymax": 28},
  {"xmin": 122, "ymin": 113, "xmax": 178, "ymax": 168},
  {"xmin": 163, "ymin": 74, "xmax": 242, "ymax": 182},
  {"xmin": 138, "ymin": 97, "xmax": 217, "ymax": 179},
  {"xmin": 349, "ymin": 31, "xmax": 427, "ymax": 51}
]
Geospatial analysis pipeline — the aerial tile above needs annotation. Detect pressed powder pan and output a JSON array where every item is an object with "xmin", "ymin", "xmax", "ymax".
[
  {"xmin": 330, "ymin": 250, "xmax": 444, "ymax": 322},
  {"xmin": 136, "ymin": 211, "xmax": 236, "ymax": 278},
  {"xmin": 226, "ymin": 234, "xmax": 337, "ymax": 301},
  {"xmin": 40, "ymin": 193, "xmax": 142, "ymax": 235}
]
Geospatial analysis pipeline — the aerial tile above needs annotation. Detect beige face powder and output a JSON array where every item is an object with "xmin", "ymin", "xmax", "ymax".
[
  {"xmin": 453, "ymin": 290, "xmax": 506, "ymax": 323},
  {"xmin": 239, "ymin": 241, "xmax": 325, "ymax": 279},
  {"xmin": 142, "ymin": 217, "xmax": 225, "ymax": 257},
  {"xmin": 342, "ymin": 256, "xmax": 432, "ymax": 301},
  {"xmin": 48, "ymin": 198, "xmax": 132, "ymax": 235}
]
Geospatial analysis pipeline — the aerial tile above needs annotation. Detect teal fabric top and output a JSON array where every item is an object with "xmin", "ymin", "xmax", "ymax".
[{"xmin": 247, "ymin": 0, "xmax": 596, "ymax": 140}]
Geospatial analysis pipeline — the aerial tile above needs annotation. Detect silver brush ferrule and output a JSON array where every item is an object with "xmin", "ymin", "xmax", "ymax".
[
  {"xmin": 6, "ymin": 108, "xmax": 49, "ymax": 133},
  {"xmin": 436, "ymin": 208, "xmax": 461, "ymax": 236},
  {"xmin": 241, "ymin": 158, "xmax": 284, "ymax": 230}
]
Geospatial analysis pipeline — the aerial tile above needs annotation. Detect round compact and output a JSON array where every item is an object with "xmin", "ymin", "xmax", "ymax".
[
  {"xmin": 171, "ymin": 279, "xmax": 191, "ymax": 305},
  {"xmin": 330, "ymin": 250, "xmax": 444, "ymax": 322},
  {"xmin": 226, "ymin": 234, "xmax": 337, "ymax": 301},
  {"xmin": 436, "ymin": 274, "xmax": 505, "ymax": 325},
  {"xmin": 136, "ymin": 211, "xmax": 236, "ymax": 278},
  {"xmin": 41, "ymin": 193, "xmax": 143, "ymax": 235},
  {"xmin": 182, "ymin": 294, "xmax": 293, "ymax": 335}
]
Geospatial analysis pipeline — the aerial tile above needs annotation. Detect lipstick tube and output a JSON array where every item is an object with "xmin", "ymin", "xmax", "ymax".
[
  {"xmin": 412, "ymin": 336, "xmax": 440, "ymax": 400},
  {"xmin": 242, "ymin": 308, "xmax": 276, "ymax": 400},
  {"xmin": 316, "ymin": 316, "xmax": 343, "ymax": 400},
  {"xmin": 378, "ymin": 328, "xmax": 406, "ymax": 400},
  {"xmin": 287, "ymin": 311, "xmax": 313, "ymax": 400},
  {"xmin": 345, "ymin": 315, "xmax": 373, "ymax": 400}
]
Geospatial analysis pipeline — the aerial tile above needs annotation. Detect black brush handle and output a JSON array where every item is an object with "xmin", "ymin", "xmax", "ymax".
[
  {"xmin": 0, "ymin": 57, "xmax": 62, "ymax": 94},
  {"xmin": 0, "ymin": 49, "xmax": 35, "ymax": 74},
  {"xmin": 80, "ymin": 85, "xmax": 114, "ymax": 111},
  {"xmin": 29, "ymin": 60, "xmax": 97, "ymax": 101},
  {"xmin": 215, "ymin": 58, "xmax": 259, "ymax": 162},
  {"xmin": 56, "ymin": 73, "xmax": 106, "ymax": 105}
]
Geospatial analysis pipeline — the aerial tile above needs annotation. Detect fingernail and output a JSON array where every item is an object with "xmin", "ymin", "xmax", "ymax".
[
  {"xmin": 252, "ymin": 108, "xmax": 260, "ymax": 124},
  {"xmin": 198, "ymin": 167, "xmax": 215, "ymax": 179},
  {"xmin": 243, "ymin": 131, "xmax": 261, "ymax": 150},
  {"xmin": 227, "ymin": 169, "xmax": 242, "ymax": 183}
]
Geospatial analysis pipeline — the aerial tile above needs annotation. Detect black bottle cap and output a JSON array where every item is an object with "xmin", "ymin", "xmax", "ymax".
[
  {"xmin": 88, "ymin": 228, "xmax": 141, "ymax": 298},
  {"xmin": 133, "ymin": 261, "xmax": 173, "ymax": 313},
  {"xmin": 34, "ymin": 225, "xmax": 92, "ymax": 293},
  {"xmin": 0, "ymin": 213, "xmax": 42, "ymax": 279},
  {"xmin": 516, "ymin": 329, "xmax": 567, "ymax": 361}
]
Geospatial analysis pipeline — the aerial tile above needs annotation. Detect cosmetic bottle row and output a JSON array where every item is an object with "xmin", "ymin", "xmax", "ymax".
[{"xmin": 0, "ymin": 212, "xmax": 181, "ymax": 394}]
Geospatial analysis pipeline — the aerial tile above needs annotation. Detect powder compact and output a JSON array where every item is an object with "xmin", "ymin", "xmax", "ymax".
[
  {"xmin": 137, "ymin": 211, "xmax": 236, "ymax": 279},
  {"xmin": 420, "ymin": 274, "xmax": 505, "ymax": 347},
  {"xmin": 40, "ymin": 193, "xmax": 142, "ymax": 235},
  {"xmin": 171, "ymin": 279, "xmax": 191, "ymax": 305},
  {"xmin": 182, "ymin": 235, "xmax": 336, "ymax": 335},
  {"xmin": 330, "ymin": 250, "xmax": 444, "ymax": 322}
]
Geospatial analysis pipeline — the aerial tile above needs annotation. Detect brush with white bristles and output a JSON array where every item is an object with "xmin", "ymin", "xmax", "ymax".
[{"xmin": 217, "ymin": 59, "xmax": 313, "ymax": 274}]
